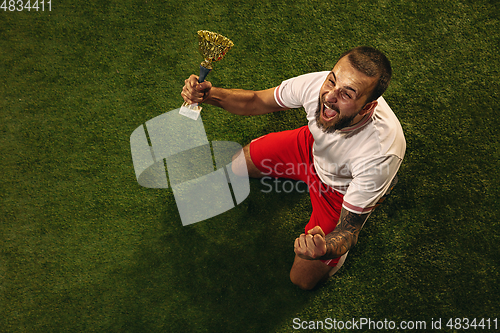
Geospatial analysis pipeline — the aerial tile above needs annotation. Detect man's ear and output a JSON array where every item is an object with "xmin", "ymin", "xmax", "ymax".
[{"xmin": 360, "ymin": 100, "xmax": 378, "ymax": 116}]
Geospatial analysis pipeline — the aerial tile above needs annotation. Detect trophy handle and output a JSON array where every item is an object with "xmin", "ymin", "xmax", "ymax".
[{"xmin": 198, "ymin": 65, "xmax": 212, "ymax": 83}]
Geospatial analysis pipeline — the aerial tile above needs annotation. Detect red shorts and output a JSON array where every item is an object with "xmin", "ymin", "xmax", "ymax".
[{"xmin": 249, "ymin": 126, "xmax": 344, "ymax": 267}]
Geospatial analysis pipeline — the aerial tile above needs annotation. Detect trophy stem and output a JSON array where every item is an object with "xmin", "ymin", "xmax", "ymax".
[{"xmin": 198, "ymin": 66, "xmax": 212, "ymax": 83}]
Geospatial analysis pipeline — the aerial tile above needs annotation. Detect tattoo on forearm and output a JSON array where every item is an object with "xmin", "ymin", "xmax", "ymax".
[{"xmin": 322, "ymin": 209, "xmax": 369, "ymax": 260}]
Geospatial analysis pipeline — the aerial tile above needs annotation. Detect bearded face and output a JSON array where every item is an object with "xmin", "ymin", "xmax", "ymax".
[
  {"xmin": 315, "ymin": 56, "xmax": 380, "ymax": 133},
  {"xmin": 314, "ymin": 97, "xmax": 360, "ymax": 133}
]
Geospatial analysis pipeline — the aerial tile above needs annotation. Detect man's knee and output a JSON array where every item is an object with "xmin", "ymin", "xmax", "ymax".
[
  {"xmin": 231, "ymin": 147, "xmax": 247, "ymax": 177},
  {"xmin": 289, "ymin": 254, "xmax": 332, "ymax": 290},
  {"xmin": 290, "ymin": 271, "xmax": 319, "ymax": 291},
  {"xmin": 231, "ymin": 144, "xmax": 265, "ymax": 178}
]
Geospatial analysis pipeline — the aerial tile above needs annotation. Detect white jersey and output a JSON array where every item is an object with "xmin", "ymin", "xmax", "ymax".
[{"xmin": 274, "ymin": 71, "xmax": 406, "ymax": 214}]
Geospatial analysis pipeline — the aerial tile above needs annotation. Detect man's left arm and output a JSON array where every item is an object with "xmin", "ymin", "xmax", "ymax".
[{"xmin": 294, "ymin": 207, "xmax": 370, "ymax": 260}]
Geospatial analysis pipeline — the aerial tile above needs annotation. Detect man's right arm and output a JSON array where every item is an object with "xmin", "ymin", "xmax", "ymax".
[{"xmin": 181, "ymin": 74, "xmax": 288, "ymax": 116}]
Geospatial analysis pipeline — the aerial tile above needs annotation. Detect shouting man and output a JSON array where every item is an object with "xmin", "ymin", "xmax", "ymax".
[{"xmin": 181, "ymin": 46, "xmax": 406, "ymax": 290}]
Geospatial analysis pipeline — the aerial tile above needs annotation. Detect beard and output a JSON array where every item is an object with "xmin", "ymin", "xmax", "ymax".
[{"xmin": 314, "ymin": 98, "xmax": 359, "ymax": 134}]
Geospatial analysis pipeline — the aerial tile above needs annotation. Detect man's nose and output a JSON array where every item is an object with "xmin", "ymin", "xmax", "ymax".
[{"xmin": 324, "ymin": 89, "xmax": 339, "ymax": 103}]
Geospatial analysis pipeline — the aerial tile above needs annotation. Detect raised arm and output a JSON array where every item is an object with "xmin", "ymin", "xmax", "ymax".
[
  {"xmin": 181, "ymin": 74, "xmax": 288, "ymax": 116},
  {"xmin": 294, "ymin": 207, "xmax": 370, "ymax": 260}
]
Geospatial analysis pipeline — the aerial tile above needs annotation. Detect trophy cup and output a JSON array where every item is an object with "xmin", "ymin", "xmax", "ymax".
[{"xmin": 180, "ymin": 30, "xmax": 234, "ymax": 120}]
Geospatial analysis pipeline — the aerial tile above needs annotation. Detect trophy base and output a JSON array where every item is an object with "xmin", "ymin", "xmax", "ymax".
[{"xmin": 179, "ymin": 102, "xmax": 202, "ymax": 120}]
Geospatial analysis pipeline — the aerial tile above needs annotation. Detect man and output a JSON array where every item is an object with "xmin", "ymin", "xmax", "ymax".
[{"xmin": 181, "ymin": 46, "xmax": 406, "ymax": 290}]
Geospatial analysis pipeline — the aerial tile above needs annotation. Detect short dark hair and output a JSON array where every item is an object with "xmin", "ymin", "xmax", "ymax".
[{"xmin": 339, "ymin": 46, "xmax": 392, "ymax": 103}]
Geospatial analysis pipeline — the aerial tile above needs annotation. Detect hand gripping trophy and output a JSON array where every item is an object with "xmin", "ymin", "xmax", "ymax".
[{"xmin": 180, "ymin": 30, "xmax": 234, "ymax": 120}]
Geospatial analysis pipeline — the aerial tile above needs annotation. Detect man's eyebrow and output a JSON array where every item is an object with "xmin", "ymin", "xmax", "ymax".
[{"xmin": 330, "ymin": 71, "xmax": 357, "ymax": 94}]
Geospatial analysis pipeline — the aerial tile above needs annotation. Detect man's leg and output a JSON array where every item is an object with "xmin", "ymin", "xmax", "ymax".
[
  {"xmin": 234, "ymin": 141, "xmax": 332, "ymax": 290},
  {"xmin": 289, "ymin": 175, "xmax": 400, "ymax": 290},
  {"xmin": 233, "ymin": 127, "xmax": 313, "ymax": 181},
  {"xmin": 231, "ymin": 144, "xmax": 267, "ymax": 178},
  {"xmin": 289, "ymin": 254, "xmax": 332, "ymax": 290},
  {"xmin": 233, "ymin": 128, "xmax": 337, "ymax": 290}
]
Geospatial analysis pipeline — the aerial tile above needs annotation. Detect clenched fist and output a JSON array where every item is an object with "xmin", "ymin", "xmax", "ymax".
[
  {"xmin": 294, "ymin": 226, "xmax": 327, "ymax": 260},
  {"xmin": 181, "ymin": 74, "xmax": 212, "ymax": 105}
]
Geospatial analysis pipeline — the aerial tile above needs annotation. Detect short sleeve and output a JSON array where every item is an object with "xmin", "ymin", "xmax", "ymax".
[
  {"xmin": 342, "ymin": 154, "xmax": 402, "ymax": 214},
  {"xmin": 273, "ymin": 72, "xmax": 329, "ymax": 112}
]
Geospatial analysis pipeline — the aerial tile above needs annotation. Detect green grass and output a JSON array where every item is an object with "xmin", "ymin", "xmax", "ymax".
[{"xmin": 1, "ymin": 0, "xmax": 499, "ymax": 332}]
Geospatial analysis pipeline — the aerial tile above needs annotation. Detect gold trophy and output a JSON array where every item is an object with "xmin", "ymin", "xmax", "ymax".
[{"xmin": 180, "ymin": 30, "xmax": 234, "ymax": 120}]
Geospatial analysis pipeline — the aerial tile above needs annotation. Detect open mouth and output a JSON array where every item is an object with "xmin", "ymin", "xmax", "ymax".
[{"xmin": 321, "ymin": 103, "xmax": 339, "ymax": 122}]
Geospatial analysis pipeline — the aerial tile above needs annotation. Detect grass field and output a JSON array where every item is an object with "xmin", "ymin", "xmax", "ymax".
[{"xmin": 1, "ymin": 0, "xmax": 499, "ymax": 332}]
